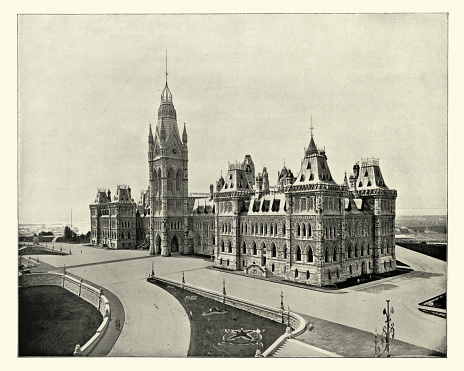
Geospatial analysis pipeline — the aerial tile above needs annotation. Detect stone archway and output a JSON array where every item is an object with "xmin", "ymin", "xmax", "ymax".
[
  {"xmin": 171, "ymin": 235, "xmax": 179, "ymax": 253},
  {"xmin": 362, "ymin": 261, "xmax": 367, "ymax": 275},
  {"xmin": 155, "ymin": 234, "xmax": 161, "ymax": 253}
]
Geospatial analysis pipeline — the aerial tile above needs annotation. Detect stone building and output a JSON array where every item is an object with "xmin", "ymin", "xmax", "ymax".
[{"xmin": 90, "ymin": 73, "xmax": 397, "ymax": 287}]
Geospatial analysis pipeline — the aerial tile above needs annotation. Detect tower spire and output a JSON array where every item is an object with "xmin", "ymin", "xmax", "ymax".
[
  {"xmin": 165, "ymin": 50, "xmax": 168, "ymax": 85},
  {"xmin": 310, "ymin": 116, "xmax": 314, "ymax": 138}
]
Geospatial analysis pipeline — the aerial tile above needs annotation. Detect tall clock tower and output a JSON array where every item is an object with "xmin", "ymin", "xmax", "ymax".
[{"xmin": 148, "ymin": 69, "xmax": 189, "ymax": 256}]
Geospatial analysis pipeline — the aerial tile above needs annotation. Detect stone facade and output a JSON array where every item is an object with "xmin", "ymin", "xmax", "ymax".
[{"xmin": 90, "ymin": 75, "xmax": 397, "ymax": 287}]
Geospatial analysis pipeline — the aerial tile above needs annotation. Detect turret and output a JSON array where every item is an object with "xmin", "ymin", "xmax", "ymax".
[
  {"xmin": 107, "ymin": 189, "xmax": 111, "ymax": 202},
  {"xmin": 209, "ymin": 184, "xmax": 214, "ymax": 200},
  {"xmin": 256, "ymin": 174, "xmax": 263, "ymax": 198},
  {"xmin": 262, "ymin": 167, "xmax": 269, "ymax": 194},
  {"xmin": 353, "ymin": 162, "xmax": 360, "ymax": 178}
]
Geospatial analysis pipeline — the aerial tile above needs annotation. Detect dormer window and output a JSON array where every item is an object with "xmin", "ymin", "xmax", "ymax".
[
  {"xmin": 365, "ymin": 171, "xmax": 368, "ymax": 177},
  {"xmin": 307, "ymin": 162, "xmax": 311, "ymax": 169},
  {"xmin": 300, "ymin": 174, "xmax": 305, "ymax": 182},
  {"xmin": 358, "ymin": 181, "xmax": 363, "ymax": 187},
  {"xmin": 367, "ymin": 180, "xmax": 372, "ymax": 186}
]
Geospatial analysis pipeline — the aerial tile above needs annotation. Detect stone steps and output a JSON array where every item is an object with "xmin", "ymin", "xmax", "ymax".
[{"xmin": 270, "ymin": 339, "xmax": 340, "ymax": 358}]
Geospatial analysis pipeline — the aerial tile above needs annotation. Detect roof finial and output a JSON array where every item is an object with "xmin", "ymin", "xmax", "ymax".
[
  {"xmin": 310, "ymin": 116, "xmax": 314, "ymax": 138},
  {"xmin": 165, "ymin": 50, "xmax": 168, "ymax": 85}
]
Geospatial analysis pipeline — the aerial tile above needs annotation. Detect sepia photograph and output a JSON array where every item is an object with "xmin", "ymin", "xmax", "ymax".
[{"xmin": 16, "ymin": 12, "xmax": 448, "ymax": 359}]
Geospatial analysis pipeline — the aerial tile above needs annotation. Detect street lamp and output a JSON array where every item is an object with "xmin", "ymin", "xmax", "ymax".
[
  {"xmin": 375, "ymin": 299, "xmax": 395, "ymax": 357},
  {"xmin": 280, "ymin": 291, "xmax": 284, "ymax": 310}
]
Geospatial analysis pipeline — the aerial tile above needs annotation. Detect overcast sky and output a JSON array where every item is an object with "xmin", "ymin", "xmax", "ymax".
[{"xmin": 17, "ymin": 14, "xmax": 447, "ymax": 232}]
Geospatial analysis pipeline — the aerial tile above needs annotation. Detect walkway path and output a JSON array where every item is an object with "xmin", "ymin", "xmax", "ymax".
[{"xmin": 32, "ymin": 243, "xmax": 446, "ymax": 356}]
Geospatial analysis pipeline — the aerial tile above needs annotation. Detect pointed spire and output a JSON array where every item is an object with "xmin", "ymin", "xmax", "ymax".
[
  {"xmin": 148, "ymin": 124, "xmax": 154, "ymax": 144},
  {"xmin": 310, "ymin": 116, "xmax": 314, "ymax": 138},
  {"xmin": 182, "ymin": 122, "xmax": 188, "ymax": 144},
  {"xmin": 160, "ymin": 119, "xmax": 166, "ymax": 142},
  {"xmin": 344, "ymin": 171, "xmax": 349, "ymax": 188},
  {"xmin": 165, "ymin": 50, "xmax": 168, "ymax": 85}
]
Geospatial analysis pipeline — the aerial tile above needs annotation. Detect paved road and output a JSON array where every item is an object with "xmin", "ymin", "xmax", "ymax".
[{"xmin": 33, "ymin": 243, "xmax": 446, "ymax": 355}]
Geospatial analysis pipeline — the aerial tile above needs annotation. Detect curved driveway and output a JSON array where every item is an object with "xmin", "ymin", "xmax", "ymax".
[{"xmin": 35, "ymin": 243, "xmax": 446, "ymax": 355}]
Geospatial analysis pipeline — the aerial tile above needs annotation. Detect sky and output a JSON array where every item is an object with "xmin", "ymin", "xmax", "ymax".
[{"xmin": 17, "ymin": 14, "xmax": 448, "ymax": 233}]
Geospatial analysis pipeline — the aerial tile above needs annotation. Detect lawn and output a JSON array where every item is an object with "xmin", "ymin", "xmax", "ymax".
[
  {"xmin": 149, "ymin": 279, "xmax": 287, "ymax": 357},
  {"xmin": 19, "ymin": 286, "xmax": 102, "ymax": 356}
]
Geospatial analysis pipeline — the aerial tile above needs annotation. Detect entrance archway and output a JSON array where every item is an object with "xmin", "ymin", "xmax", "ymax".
[
  {"xmin": 362, "ymin": 261, "xmax": 367, "ymax": 275},
  {"xmin": 155, "ymin": 234, "xmax": 161, "ymax": 252},
  {"xmin": 171, "ymin": 235, "xmax": 179, "ymax": 253}
]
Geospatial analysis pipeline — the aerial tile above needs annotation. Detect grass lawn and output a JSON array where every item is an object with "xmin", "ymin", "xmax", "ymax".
[
  {"xmin": 149, "ymin": 279, "xmax": 287, "ymax": 357},
  {"xmin": 19, "ymin": 286, "xmax": 102, "ymax": 356}
]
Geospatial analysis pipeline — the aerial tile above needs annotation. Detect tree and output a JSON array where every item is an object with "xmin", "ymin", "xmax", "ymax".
[{"xmin": 64, "ymin": 226, "xmax": 75, "ymax": 241}]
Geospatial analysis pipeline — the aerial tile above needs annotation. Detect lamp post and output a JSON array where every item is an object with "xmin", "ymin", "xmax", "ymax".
[
  {"xmin": 182, "ymin": 271, "xmax": 185, "ymax": 284},
  {"xmin": 280, "ymin": 291, "xmax": 284, "ymax": 310},
  {"xmin": 375, "ymin": 299, "xmax": 395, "ymax": 357},
  {"xmin": 286, "ymin": 306, "xmax": 292, "ymax": 334},
  {"xmin": 151, "ymin": 262, "xmax": 155, "ymax": 277}
]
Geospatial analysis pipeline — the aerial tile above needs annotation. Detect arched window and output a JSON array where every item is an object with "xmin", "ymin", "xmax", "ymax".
[
  {"xmin": 355, "ymin": 243, "xmax": 358, "ymax": 257},
  {"xmin": 367, "ymin": 243, "xmax": 370, "ymax": 255},
  {"xmin": 121, "ymin": 232, "xmax": 124, "ymax": 240},
  {"xmin": 245, "ymin": 224, "xmax": 248, "ymax": 234},
  {"xmin": 251, "ymin": 223, "xmax": 254, "ymax": 234},
  {"xmin": 295, "ymin": 269, "xmax": 299, "ymax": 278},
  {"xmin": 220, "ymin": 240, "xmax": 224, "ymax": 252},
  {"xmin": 302, "ymin": 224, "xmax": 306, "ymax": 237},
  {"xmin": 212, "ymin": 235, "xmax": 215, "ymax": 245},
  {"xmin": 384, "ymin": 261, "xmax": 387, "ymax": 270},
  {"xmin": 308, "ymin": 224, "xmax": 311, "ymax": 237},
  {"xmin": 325, "ymin": 248, "xmax": 329, "ymax": 263},
  {"xmin": 253, "ymin": 242, "xmax": 257, "ymax": 255},
  {"xmin": 272, "ymin": 264, "xmax": 275, "ymax": 272},
  {"xmin": 176, "ymin": 169, "xmax": 181, "ymax": 192},
  {"xmin": 260, "ymin": 223, "xmax": 263, "ymax": 234},
  {"xmin": 242, "ymin": 242, "xmax": 246, "ymax": 254},
  {"xmin": 361, "ymin": 244, "xmax": 364, "ymax": 256},
  {"xmin": 333, "ymin": 247, "xmax": 337, "ymax": 262},
  {"xmin": 128, "ymin": 232, "xmax": 131, "ymax": 239},
  {"xmin": 308, "ymin": 247, "xmax": 313, "ymax": 263},
  {"xmin": 283, "ymin": 244, "xmax": 287, "ymax": 259},
  {"xmin": 270, "ymin": 224, "xmax": 273, "ymax": 235},
  {"xmin": 264, "ymin": 224, "xmax": 267, "ymax": 234},
  {"xmin": 297, "ymin": 224, "xmax": 301, "ymax": 237},
  {"xmin": 282, "ymin": 223, "xmax": 286, "ymax": 235},
  {"xmin": 167, "ymin": 168, "xmax": 174, "ymax": 194},
  {"xmin": 227, "ymin": 240, "xmax": 232, "ymax": 253},
  {"xmin": 272, "ymin": 244, "xmax": 277, "ymax": 258},
  {"xmin": 306, "ymin": 271, "xmax": 310, "ymax": 280},
  {"xmin": 349, "ymin": 265, "xmax": 352, "ymax": 275},
  {"xmin": 296, "ymin": 246, "xmax": 302, "ymax": 261}
]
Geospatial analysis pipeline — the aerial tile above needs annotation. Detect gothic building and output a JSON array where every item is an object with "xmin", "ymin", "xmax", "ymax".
[{"xmin": 90, "ymin": 73, "xmax": 397, "ymax": 287}]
